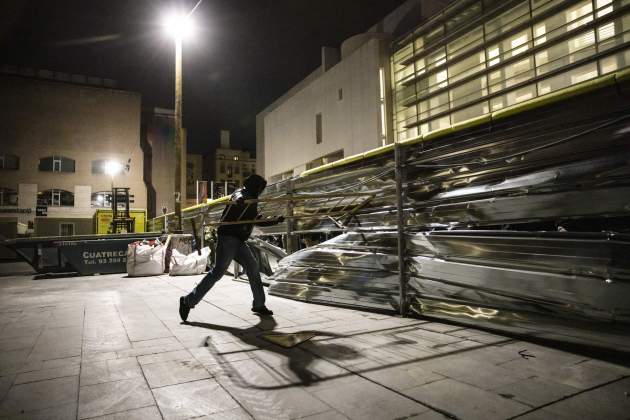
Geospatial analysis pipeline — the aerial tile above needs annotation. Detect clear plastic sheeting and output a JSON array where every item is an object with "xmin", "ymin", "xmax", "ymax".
[
  {"xmin": 269, "ymin": 230, "xmax": 630, "ymax": 352},
  {"xmin": 270, "ymin": 232, "xmax": 401, "ymax": 310}
]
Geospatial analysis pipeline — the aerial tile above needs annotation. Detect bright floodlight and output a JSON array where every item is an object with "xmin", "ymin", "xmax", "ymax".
[
  {"xmin": 163, "ymin": 11, "xmax": 194, "ymax": 39},
  {"xmin": 104, "ymin": 161, "xmax": 123, "ymax": 176}
]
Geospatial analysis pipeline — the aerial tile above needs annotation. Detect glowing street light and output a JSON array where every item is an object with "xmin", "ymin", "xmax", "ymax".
[
  {"xmin": 104, "ymin": 161, "xmax": 123, "ymax": 177},
  {"xmin": 163, "ymin": 12, "xmax": 195, "ymax": 40},
  {"xmin": 161, "ymin": 6, "xmax": 199, "ymax": 233}
]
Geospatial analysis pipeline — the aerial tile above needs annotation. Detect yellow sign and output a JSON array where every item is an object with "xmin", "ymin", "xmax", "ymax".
[{"xmin": 94, "ymin": 209, "xmax": 146, "ymax": 234}]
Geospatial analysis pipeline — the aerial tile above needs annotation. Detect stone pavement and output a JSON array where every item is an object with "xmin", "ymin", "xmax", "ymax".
[{"xmin": 0, "ymin": 272, "xmax": 628, "ymax": 420}]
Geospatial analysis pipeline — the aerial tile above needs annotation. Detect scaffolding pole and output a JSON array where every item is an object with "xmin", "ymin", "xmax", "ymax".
[{"xmin": 394, "ymin": 143, "xmax": 408, "ymax": 317}]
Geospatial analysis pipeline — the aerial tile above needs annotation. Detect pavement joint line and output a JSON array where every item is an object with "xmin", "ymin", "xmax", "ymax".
[
  {"xmin": 147, "ymin": 376, "xmax": 214, "ymax": 390},
  {"xmin": 149, "ymin": 275, "xmax": 255, "ymax": 419},
  {"xmin": 80, "ymin": 403, "xmax": 156, "ymax": 420},
  {"xmin": 506, "ymin": 374, "xmax": 630, "ymax": 420},
  {"xmin": 111, "ymin": 302, "xmax": 166, "ymax": 420},
  {"xmin": 298, "ymin": 343, "xmax": 461, "ymax": 420}
]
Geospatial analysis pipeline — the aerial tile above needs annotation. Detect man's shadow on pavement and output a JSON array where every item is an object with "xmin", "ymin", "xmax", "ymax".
[{"xmin": 186, "ymin": 316, "xmax": 360, "ymax": 389}]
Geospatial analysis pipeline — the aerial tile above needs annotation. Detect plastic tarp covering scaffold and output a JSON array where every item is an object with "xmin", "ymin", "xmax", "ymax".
[
  {"xmin": 270, "ymin": 230, "xmax": 630, "ymax": 352},
  {"xmin": 267, "ymin": 79, "xmax": 630, "ymax": 352}
]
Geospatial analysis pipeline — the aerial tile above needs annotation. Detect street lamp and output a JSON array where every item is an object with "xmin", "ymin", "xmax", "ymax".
[{"xmin": 162, "ymin": 10, "xmax": 196, "ymax": 233}]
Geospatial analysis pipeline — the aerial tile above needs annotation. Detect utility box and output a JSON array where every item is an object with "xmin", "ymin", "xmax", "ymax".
[{"xmin": 94, "ymin": 209, "xmax": 146, "ymax": 234}]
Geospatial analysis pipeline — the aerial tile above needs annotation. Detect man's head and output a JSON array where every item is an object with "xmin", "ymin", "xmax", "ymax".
[{"xmin": 243, "ymin": 174, "xmax": 267, "ymax": 197}]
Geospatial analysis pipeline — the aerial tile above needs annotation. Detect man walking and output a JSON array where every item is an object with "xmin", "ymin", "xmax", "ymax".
[{"xmin": 179, "ymin": 174, "xmax": 283, "ymax": 322}]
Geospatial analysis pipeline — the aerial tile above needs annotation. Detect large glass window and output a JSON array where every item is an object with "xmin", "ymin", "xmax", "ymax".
[
  {"xmin": 38, "ymin": 189, "xmax": 74, "ymax": 207},
  {"xmin": 600, "ymin": 47, "xmax": 630, "ymax": 73},
  {"xmin": 490, "ymin": 84, "xmax": 537, "ymax": 110},
  {"xmin": 449, "ymin": 76, "xmax": 488, "ymax": 108},
  {"xmin": 392, "ymin": 0, "xmax": 630, "ymax": 139},
  {"xmin": 92, "ymin": 191, "xmax": 112, "ymax": 208},
  {"xmin": 535, "ymin": 30, "xmax": 596, "ymax": 76},
  {"xmin": 39, "ymin": 156, "xmax": 75, "ymax": 173},
  {"xmin": 447, "ymin": 27, "xmax": 484, "ymax": 60},
  {"xmin": 485, "ymin": 1, "xmax": 531, "ymax": 40},
  {"xmin": 537, "ymin": 62, "xmax": 598, "ymax": 94},
  {"xmin": 533, "ymin": 0, "xmax": 593, "ymax": 46},
  {"xmin": 0, "ymin": 154, "xmax": 19, "ymax": 170},
  {"xmin": 0, "ymin": 188, "xmax": 18, "ymax": 206},
  {"xmin": 488, "ymin": 56, "xmax": 535, "ymax": 93},
  {"xmin": 450, "ymin": 51, "xmax": 487, "ymax": 83}
]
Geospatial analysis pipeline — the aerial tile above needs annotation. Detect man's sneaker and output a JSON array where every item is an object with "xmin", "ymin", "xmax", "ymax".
[
  {"xmin": 179, "ymin": 297, "xmax": 190, "ymax": 322},
  {"xmin": 251, "ymin": 306, "xmax": 274, "ymax": 316}
]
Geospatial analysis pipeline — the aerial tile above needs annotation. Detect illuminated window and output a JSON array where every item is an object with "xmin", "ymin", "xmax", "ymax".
[{"xmin": 379, "ymin": 68, "xmax": 388, "ymax": 146}]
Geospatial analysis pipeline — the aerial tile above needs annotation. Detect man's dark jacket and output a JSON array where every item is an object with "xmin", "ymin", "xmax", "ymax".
[{"xmin": 217, "ymin": 175, "xmax": 273, "ymax": 241}]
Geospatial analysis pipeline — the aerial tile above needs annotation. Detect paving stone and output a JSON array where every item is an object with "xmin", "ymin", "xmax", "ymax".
[
  {"xmin": 131, "ymin": 336, "xmax": 182, "ymax": 349},
  {"xmin": 0, "ymin": 374, "xmax": 15, "ymax": 401},
  {"xmin": 0, "ymin": 335, "xmax": 38, "ymax": 352},
  {"xmin": 0, "ymin": 401, "xmax": 77, "ymax": 420},
  {"xmin": 78, "ymin": 377, "xmax": 154, "ymax": 419},
  {"xmin": 141, "ymin": 359, "xmax": 211, "ymax": 388},
  {"xmin": 0, "ymin": 376, "xmax": 78, "ymax": 416},
  {"xmin": 137, "ymin": 349, "xmax": 193, "ymax": 365},
  {"xmin": 419, "ymin": 356, "xmax": 531, "ymax": 390},
  {"xmin": 501, "ymin": 356, "xmax": 628, "ymax": 390},
  {"xmin": 0, "ymin": 349, "xmax": 41, "ymax": 375},
  {"xmin": 404, "ymin": 378, "xmax": 530, "ymax": 420},
  {"xmin": 87, "ymin": 404, "xmax": 162, "ymax": 419},
  {"xmin": 42, "ymin": 356, "xmax": 82, "ymax": 369},
  {"xmin": 81, "ymin": 351, "xmax": 118, "ymax": 363},
  {"xmin": 542, "ymin": 376, "xmax": 630, "ymax": 419},
  {"xmin": 2, "ymin": 273, "xmax": 627, "ymax": 420},
  {"xmin": 298, "ymin": 410, "xmax": 349, "ymax": 420},
  {"xmin": 14, "ymin": 363, "xmax": 80, "ymax": 384},
  {"xmin": 80, "ymin": 357, "xmax": 143, "ymax": 386},
  {"xmin": 407, "ymin": 410, "xmax": 451, "ymax": 419},
  {"xmin": 313, "ymin": 376, "xmax": 430, "ymax": 420},
  {"xmin": 493, "ymin": 377, "xmax": 580, "ymax": 407},
  {"xmin": 358, "ymin": 362, "xmax": 445, "ymax": 391},
  {"xmin": 219, "ymin": 358, "xmax": 331, "ymax": 419},
  {"xmin": 116, "ymin": 342, "xmax": 184, "ymax": 358},
  {"xmin": 152, "ymin": 379, "xmax": 240, "ymax": 420},
  {"xmin": 193, "ymin": 407, "xmax": 253, "ymax": 419}
]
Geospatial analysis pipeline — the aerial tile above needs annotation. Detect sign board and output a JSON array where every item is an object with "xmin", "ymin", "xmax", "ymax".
[
  {"xmin": 0, "ymin": 208, "xmax": 32, "ymax": 214},
  {"xmin": 58, "ymin": 240, "xmax": 129, "ymax": 274},
  {"xmin": 94, "ymin": 209, "xmax": 146, "ymax": 234},
  {"xmin": 36, "ymin": 205, "xmax": 47, "ymax": 217}
]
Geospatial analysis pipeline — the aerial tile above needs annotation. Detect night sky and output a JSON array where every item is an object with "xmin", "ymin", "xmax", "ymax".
[{"xmin": 2, "ymin": 0, "xmax": 407, "ymax": 155}]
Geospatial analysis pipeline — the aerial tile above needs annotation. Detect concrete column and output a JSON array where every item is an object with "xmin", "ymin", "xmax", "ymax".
[
  {"xmin": 18, "ymin": 183, "xmax": 37, "ymax": 228},
  {"xmin": 74, "ymin": 185, "xmax": 92, "ymax": 209}
]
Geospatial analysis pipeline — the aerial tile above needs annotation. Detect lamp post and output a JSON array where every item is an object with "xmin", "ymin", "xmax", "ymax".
[{"xmin": 163, "ymin": 11, "xmax": 194, "ymax": 233}]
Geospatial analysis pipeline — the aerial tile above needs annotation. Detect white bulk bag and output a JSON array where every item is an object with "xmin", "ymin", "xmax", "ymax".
[
  {"xmin": 169, "ymin": 247, "xmax": 210, "ymax": 276},
  {"xmin": 127, "ymin": 241, "xmax": 166, "ymax": 277}
]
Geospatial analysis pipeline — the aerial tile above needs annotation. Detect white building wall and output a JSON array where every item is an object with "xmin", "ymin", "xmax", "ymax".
[{"xmin": 262, "ymin": 37, "xmax": 389, "ymax": 179}]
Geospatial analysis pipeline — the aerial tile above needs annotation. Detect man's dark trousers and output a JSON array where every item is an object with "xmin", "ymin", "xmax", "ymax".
[{"xmin": 184, "ymin": 234, "xmax": 265, "ymax": 308}]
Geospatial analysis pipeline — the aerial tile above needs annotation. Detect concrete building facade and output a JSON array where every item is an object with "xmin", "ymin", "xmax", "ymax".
[
  {"xmin": 141, "ymin": 107, "xmax": 187, "ymax": 218},
  {"xmin": 203, "ymin": 130, "xmax": 256, "ymax": 197},
  {"xmin": 186, "ymin": 153, "xmax": 203, "ymax": 206},
  {"xmin": 0, "ymin": 74, "xmax": 146, "ymax": 243},
  {"xmin": 258, "ymin": 0, "xmax": 630, "ymax": 181},
  {"xmin": 256, "ymin": 0, "xmax": 454, "ymax": 181}
]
